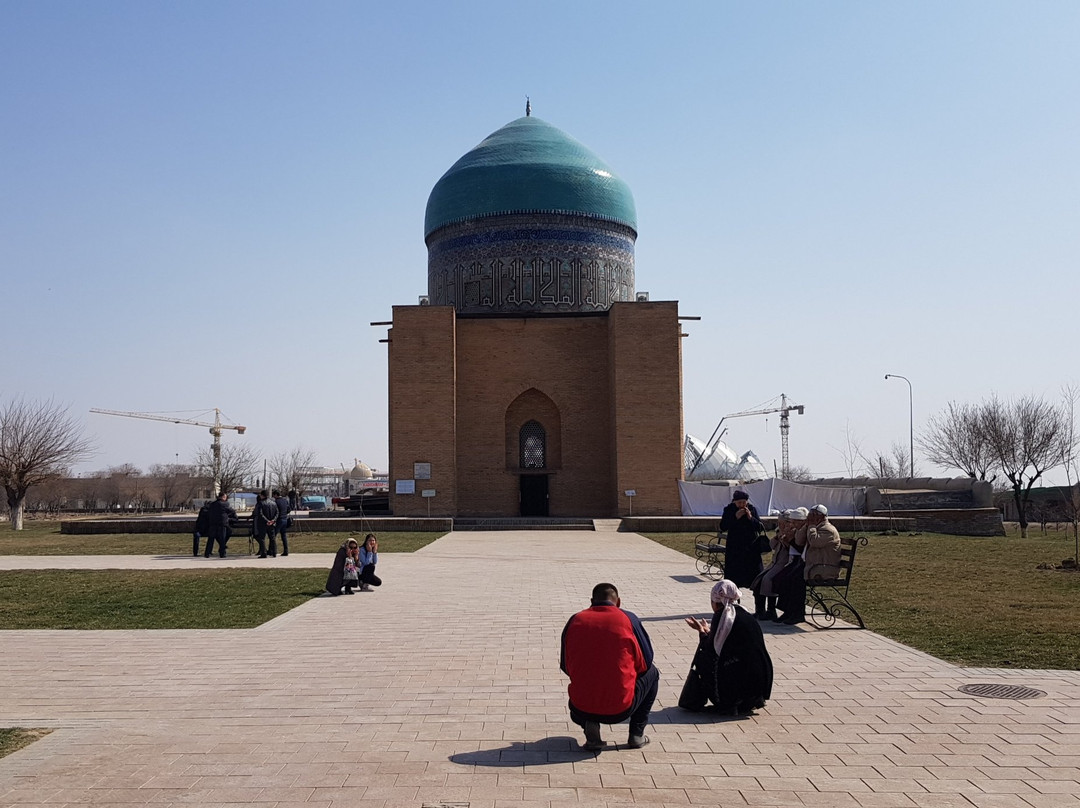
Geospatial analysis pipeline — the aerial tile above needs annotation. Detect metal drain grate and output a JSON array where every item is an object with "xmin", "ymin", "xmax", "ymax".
[{"xmin": 958, "ymin": 683, "xmax": 1046, "ymax": 700}]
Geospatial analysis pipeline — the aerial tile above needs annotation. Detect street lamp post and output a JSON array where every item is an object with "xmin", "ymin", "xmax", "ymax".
[{"xmin": 884, "ymin": 374, "xmax": 914, "ymax": 478}]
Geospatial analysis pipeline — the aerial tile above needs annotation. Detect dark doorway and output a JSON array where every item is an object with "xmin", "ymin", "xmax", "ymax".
[{"xmin": 520, "ymin": 475, "xmax": 549, "ymax": 517}]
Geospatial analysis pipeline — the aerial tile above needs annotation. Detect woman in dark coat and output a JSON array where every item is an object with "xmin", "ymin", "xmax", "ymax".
[
  {"xmin": 325, "ymin": 539, "xmax": 355, "ymax": 596},
  {"xmin": 680, "ymin": 579, "xmax": 773, "ymax": 715},
  {"xmin": 719, "ymin": 490, "xmax": 764, "ymax": 588}
]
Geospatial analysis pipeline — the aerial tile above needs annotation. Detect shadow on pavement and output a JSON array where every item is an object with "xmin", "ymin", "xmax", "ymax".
[{"xmin": 450, "ymin": 738, "xmax": 597, "ymax": 766}]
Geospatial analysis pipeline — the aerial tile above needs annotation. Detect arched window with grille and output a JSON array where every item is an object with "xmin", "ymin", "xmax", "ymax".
[{"xmin": 519, "ymin": 421, "xmax": 546, "ymax": 469}]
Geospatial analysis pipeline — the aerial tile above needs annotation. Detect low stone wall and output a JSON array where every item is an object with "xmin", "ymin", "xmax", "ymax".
[
  {"xmin": 870, "ymin": 508, "xmax": 1004, "ymax": 536},
  {"xmin": 622, "ymin": 515, "xmax": 912, "ymax": 534},
  {"xmin": 868, "ymin": 490, "xmax": 974, "ymax": 511},
  {"xmin": 61, "ymin": 517, "xmax": 453, "ymax": 535}
]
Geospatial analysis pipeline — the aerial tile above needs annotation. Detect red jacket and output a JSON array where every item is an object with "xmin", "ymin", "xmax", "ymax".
[{"xmin": 560, "ymin": 604, "xmax": 652, "ymax": 716}]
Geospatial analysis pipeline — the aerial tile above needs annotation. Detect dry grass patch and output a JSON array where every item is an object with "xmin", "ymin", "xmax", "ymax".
[
  {"xmin": 644, "ymin": 528, "xmax": 1080, "ymax": 670},
  {"xmin": 0, "ymin": 728, "xmax": 53, "ymax": 758},
  {"xmin": 0, "ymin": 569, "xmax": 328, "ymax": 629}
]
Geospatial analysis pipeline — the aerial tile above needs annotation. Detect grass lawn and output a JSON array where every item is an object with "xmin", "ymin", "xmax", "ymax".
[
  {"xmin": 644, "ymin": 528, "xmax": 1080, "ymax": 670},
  {"xmin": 0, "ymin": 521, "xmax": 442, "ymax": 555},
  {"xmin": 0, "ymin": 569, "xmax": 330, "ymax": 629},
  {"xmin": 0, "ymin": 728, "xmax": 52, "ymax": 759}
]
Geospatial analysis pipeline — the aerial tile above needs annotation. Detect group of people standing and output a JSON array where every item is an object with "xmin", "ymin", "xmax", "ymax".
[
  {"xmin": 252, "ymin": 489, "xmax": 293, "ymax": 558},
  {"xmin": 192, "ymin": 491, "xmax": 236, "ymax": 558},
  {"xmin": 192, "ymin": 489, "xmax": 293, "ymax": 559}
]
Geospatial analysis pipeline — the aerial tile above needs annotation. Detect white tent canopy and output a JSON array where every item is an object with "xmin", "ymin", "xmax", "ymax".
[
  {"xmin": 678, "ymin": 478, "xmax": 867, "ymax": 517},
  {"xmin": 683, "ymin": 434, "xmax": 739, "ymax": 480},
  {"xmin": 684, "ymin": 434, "xmax": 769, "ymax": 482}
]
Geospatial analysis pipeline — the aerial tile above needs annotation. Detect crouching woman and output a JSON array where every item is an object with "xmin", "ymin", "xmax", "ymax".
[{"xmin": 680, "ymin": 579, "xmax": 773, "ymax": 715}]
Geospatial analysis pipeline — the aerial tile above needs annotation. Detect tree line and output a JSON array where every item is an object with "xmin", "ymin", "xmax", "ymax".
[{"xmin": 1, "ymin": 397, "xmax": 319, "ymax": 530}]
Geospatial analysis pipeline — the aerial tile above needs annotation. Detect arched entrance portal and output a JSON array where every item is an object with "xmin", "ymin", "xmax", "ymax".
[
  {"xmin": 506, "ymin": 389, "xmax": 561, "ymax": 517},
  {"xmin": 519, "ymin": 420, "xmax": 548, "ymax": 516}
]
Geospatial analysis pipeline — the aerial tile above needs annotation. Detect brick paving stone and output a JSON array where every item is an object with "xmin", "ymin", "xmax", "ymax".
[{"xmin": 1, "ymin": 531, "xmax": 1079, "ymax": 808}]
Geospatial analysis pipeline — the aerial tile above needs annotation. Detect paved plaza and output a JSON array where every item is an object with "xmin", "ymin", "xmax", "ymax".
[{"xmin": 1, "ymin": 529, "xmax": 1078, "ymax": 807}]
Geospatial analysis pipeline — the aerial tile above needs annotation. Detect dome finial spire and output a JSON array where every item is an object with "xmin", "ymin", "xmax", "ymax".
[{"xmin": 525, "ymin": 96, "xmax": 531, "ymax": 117}]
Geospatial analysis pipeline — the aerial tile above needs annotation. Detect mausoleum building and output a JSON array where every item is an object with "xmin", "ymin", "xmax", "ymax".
[{"xmin": 385, "ymin": 110, "xmax": 684, "ymax": 517}]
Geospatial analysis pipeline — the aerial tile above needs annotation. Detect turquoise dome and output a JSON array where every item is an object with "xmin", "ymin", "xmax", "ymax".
[{"xmin": 424, "ymin": 116, "xmax": 637, "ymax": 237}]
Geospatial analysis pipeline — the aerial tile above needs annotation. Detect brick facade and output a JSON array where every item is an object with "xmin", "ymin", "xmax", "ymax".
[{"xmin": 387, "ymin": 302, "xmax": 683, "ymax": 517}]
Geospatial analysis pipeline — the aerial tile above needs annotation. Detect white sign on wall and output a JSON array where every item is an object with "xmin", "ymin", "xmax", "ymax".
[{"xmin": 396, "ymin": 479, "xmax": 416, "ymax": 494}]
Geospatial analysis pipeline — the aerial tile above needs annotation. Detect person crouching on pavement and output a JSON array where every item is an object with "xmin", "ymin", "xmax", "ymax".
[
  {"xmin": 681, "ymin": 579, "xmax": 773, "ymax": 715},
  {"xmin": 560, "ymin": 582, "xmax": 660, "ymax": 751},
  {"xmin": 358, "ymin": 533, "xmax": 381, "ymax": 591}
]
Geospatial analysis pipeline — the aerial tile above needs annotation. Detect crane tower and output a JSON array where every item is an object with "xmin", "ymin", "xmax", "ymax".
[
  {"xmin": 89, "ymin": 408, "xmax": 247, "ymax": 495},
  {"xmin": 690, "ymin": 393, "xmax": 805, "ymax": 480}
]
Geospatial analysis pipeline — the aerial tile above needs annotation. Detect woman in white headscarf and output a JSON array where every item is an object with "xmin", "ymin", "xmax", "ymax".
[{"xmin": 679, "ymin": 579, "xmax": 774, "ymax": 714}]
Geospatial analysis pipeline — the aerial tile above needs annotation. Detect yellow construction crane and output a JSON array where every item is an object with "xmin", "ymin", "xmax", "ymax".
[
  {"xmin": 89, "ymin": 408, "xmax": 247, "ymax": 495},
  {"xmin": 690, "ymin": 393, "xmax": 805, "ymax": 480}
]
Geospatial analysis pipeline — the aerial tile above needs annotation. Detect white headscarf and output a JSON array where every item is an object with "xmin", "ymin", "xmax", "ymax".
[{"xmin": 710, "ymin": 579, "xmax": 741, "ymax": 657}]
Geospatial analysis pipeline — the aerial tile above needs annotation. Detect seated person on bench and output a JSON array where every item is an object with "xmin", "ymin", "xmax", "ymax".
[{"xmin": 775, "ymin": 504, "xmax": 841, "ymax": 624}]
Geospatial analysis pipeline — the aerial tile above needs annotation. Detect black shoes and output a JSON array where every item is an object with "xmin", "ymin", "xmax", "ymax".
[
  {"xmin": 626, "ymin": 734, "xmax": 650, "ymax": 749},
  {"xmin": 582, "ymin": 721, "xmax": 604, "ymax": 751},
  {"xmin": 781, "ymin": 613, "xmax": 805, "ymax": 625}
]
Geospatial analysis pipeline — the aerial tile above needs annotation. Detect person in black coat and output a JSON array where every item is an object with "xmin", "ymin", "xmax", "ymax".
[
  {"xmin": 272, "ymin": 489, "xmax": 292, "ymax": 556},
  {"xmin": 680, "ymin": 579, "xmax": 773, "ymax": 715},
  {"xmin": 325, "ymin": 538, "xmax": 357, "ymax": 595},
  {"xmin": 193, "ymin": 500, "xmax": 212, "ymax": 557},
  {"xmin": 204, "ymin": 492, "xmax": 237, "ymax": 558},
  {"xmin": 253, "ymin": 490, "xmax": 279, "ymax": 558},
  {"xmin": 719, "ymin": 490, "xmax": 764, "ymax": 588}
]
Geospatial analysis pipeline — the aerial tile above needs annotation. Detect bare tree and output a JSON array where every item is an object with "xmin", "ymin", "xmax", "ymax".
[
  {"xmin": 862, "ymin": 442, "xmax": 918, "ymax": 479},
  {"xmin": 148, "ymin": 463, "xmax": 200, "ymax": 510},
  {"xmin": 0, "ymin": 398, "xmax": 93, "ymax": 530},
  {"xmin": 783, "ymin": 464, "xmax": 817, "ymax": 482},
  {"xmin": 269, "ymin": 446, "xmax": 318, "ymax": 497},
  {"xmin": 829, "ymin": 423, "xmax": 864, "ymax": 479},
  {"xmin": 979, "ymin": 394, "xmax": 1066, "ymax": 538},
  {"xmin": 194, "ymin": 443, "xmax": 260, "ymax": 495},
  {"xmin": 1058, "ymin": 386, "xmax": 1080, "ymax": 562},
  {"xmin": 919, "ymin": 401, "xmax": 997, "ymax": 482}
]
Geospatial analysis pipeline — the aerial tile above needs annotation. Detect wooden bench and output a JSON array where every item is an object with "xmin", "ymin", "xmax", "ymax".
[{"xmin": 805, "ymin": 536, "xmax": 867, "ymax": 629}]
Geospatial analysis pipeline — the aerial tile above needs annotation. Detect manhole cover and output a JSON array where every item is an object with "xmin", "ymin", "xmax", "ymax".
[{"xmin": 958, "ymin": 683, "xmax": 1046, "ymax": 700}]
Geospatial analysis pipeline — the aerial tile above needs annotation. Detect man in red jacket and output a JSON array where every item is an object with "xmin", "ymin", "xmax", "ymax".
[{"xmin": 560, "ymin": 582, "xmax": 660, "ymax": 751}]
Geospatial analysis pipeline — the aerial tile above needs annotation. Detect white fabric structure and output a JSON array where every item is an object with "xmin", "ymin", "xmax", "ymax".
[
  {"xmin": 683, "ymin": 434, "xmax": 741, "ymax": 481},
  {"xmin": 678, "ymin": 478, "xmax": 867, "ymax": 517},
  {"xmin": 733, "ymin": 451, "xmax": 768, "ymax": 481}
]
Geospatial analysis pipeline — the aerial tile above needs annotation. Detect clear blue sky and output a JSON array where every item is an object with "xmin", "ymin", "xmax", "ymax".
[{"xmin": 2, "ymin": 1, "xmax": 1078, "ymax": 482}]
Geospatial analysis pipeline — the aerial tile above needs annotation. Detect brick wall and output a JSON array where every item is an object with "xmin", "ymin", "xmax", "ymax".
[
  {"xmin": 387, "ymin": 302, "xmax": 684, "ymax": 517},
  {"xmin": 455, "ymin": 316, "xmax": 614, "ymax": 516},
  {"xmin": 608, "ymin": 301, "xmax": 684, "ymax": 516},
  {"xmin": 387, "ymin": 306, "xmax": 457, "ymax": 516}
]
